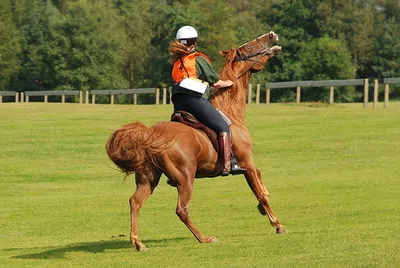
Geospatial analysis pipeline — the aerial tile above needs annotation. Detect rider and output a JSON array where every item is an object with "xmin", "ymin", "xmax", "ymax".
[{"xmin": 169, "ymin": 25, "xmax": 246, "ymax": 176}]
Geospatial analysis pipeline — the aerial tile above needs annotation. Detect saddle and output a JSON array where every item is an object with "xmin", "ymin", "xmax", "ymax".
[{"xmin": 170, "ymin": 110, "xmax": 232, "ymax": 153}]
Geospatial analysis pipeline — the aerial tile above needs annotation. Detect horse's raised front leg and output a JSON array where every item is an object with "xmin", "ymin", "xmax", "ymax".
[
  {"xmin": 244, "ymin": 167, "xmax": 287, "ymax": 234},
  {"xmin": 176, "ymin": 182, "xmax": 218, "ymax": 243},
  {"xmin": 130, "ymin": 169, "xmax": 161, "ymax": 252}
]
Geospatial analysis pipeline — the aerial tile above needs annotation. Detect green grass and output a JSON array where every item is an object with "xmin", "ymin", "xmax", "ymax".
[{"xmin": 0, "ymin": 102, "xmax": 399, "ymax": 267}]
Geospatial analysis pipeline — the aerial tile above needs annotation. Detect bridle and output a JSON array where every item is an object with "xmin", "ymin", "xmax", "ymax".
[{"xmin": 232, "ymin": 37, "xmax": 274, "ymax": 80}]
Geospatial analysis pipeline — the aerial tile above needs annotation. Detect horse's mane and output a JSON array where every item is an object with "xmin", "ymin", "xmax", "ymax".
[
  {"xmin": 219, "ymin": 49, "xmax": 237, "ymax": 81},
  {"xmin": 212, "ymin": 48, "xmax": 248, "ymax": 123}
]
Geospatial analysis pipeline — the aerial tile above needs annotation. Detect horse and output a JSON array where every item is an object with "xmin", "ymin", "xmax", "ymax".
[{"xmin": 106, "ymin": 31, "xmax": 286, "ymax": 252}]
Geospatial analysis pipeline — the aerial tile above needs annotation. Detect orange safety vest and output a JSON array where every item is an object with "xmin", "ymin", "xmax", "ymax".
[{"xmin": 172, "ymin": 52, "xmax": 211, "ymax": 83}]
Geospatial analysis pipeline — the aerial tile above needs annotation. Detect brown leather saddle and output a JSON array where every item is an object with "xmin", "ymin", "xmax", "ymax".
[{"xmin": 170, "ymin": 110, "xmax": 220, "ymax": 152}]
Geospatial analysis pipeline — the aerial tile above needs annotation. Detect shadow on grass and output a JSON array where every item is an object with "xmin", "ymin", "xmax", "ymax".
[{"xmin": 10, "ymin": 237, "xmax": 189, "ymax": 259}]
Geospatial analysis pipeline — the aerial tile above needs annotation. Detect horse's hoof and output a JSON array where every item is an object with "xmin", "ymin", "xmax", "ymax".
[
  {"xmin": 134, "ymin": 242, "xmax": 148, "ymax": 252},
  {"xmin": 206, "ymin": 236, "xmax": 219, "ymax": 243},
  {"xmin": 136, "ymin": 245, "xmax": 148, "ymax": 252},
  {"xmin": 257, "ymin": 203, "xmax": 267, "ymax": 216},
  {"xmin": 276, "ymin": 225, "xmax": 288, "ymax": 234}
]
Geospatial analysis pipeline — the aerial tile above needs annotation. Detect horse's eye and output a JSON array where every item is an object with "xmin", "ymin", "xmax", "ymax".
[{"xmin": 246, "ymin": 45, "xmax": 251, "ymax": 50}]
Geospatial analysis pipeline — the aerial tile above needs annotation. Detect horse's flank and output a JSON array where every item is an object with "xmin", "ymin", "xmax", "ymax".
[{"xmin": 106, "ymin": 121, "xmax": 219, "ymax": 176}]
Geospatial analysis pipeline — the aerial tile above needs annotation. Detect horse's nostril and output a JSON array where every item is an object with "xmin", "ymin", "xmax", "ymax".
[{"xmin": 269, "ymin": 32, "xmax": 274, "ymax": 39}]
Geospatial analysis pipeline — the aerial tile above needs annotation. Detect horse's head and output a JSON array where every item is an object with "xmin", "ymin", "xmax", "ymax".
[
  {"xmin": 213, "ymin": 31, "xmax": 281, "ymax": 115},
  {"xmin": 220, "ymin": 31, "xmax": 281, "ymax": 77}
]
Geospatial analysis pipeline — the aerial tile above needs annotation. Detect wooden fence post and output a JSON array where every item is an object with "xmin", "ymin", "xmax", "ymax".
[
  {"xmin": 329, "ymin": 86, "xmax": 334, "ymax": 105},
  {"xmin": 16, "ymin": 92, "xmax": 19, "ymax": 103},
  {"xmin": 256, "ymin": 84, "xmax": 260, "ymax": 104},
  {"xmin": 384, "ymin": 84, "xmax": 389, "ymax": 108},
  {"xmin": 156, "ymin": 88, "xmax": 160, "ymax": 105},
  {"xmin": 21, "ymin": 92, "xmax": 25, "ymax": 103},
  {"xmin": 85, "ymin": 91, "xmax": 89, "ymax": 104},
  {"xmin": 44, "ymin": 95, "xmax": 48, "ymax": 103},
  {"xmin": 62, "ymin": 95, "xmax": 65, "ymax": 103},
  {"xmin": 163, "ymin": 88, "xmax": 167, "ymax": 105},
  {"xmin": 247, "ymin": 84, "xmax": 252, "ymax": 104},
  {"xmin": 79, "ymin": 91, "xmax": 83, "ymax": 104},
  {"xmin": 296, "ymin": 87, "xmax": 301, "ymax": 104},
  {"xmin": 134, "ymin": 94, "xmax": 137, "ymax": 105},
  {"xmin": 363, "ymin": 78, "xmax": 368, "ymax": 108},
  {"xmin": 0, "ymin": 96, "xmax": 2, "ymax": 103},
  {"xmin": 373, "ymin": 79, "xmax": 378, "ymax": 108},
  {"xmin": 266, "ymin": 88, "xmax": 270, "ymax": 105},
  {"xmin": 92, "ymin": 94, "xmax": 96, "ymax": 104},
  {"xmin": 111, "ymin": 95, "xmax": 114, "ymax": 105},
  {"xmin": 26, "ymin": 95, "xmax": 29, "ymax": 103}
]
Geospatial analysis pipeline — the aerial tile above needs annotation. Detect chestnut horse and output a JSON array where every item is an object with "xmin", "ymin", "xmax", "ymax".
[{"xmin": 106, "ymin": 31, "xmax": 286, "ymax": 252}]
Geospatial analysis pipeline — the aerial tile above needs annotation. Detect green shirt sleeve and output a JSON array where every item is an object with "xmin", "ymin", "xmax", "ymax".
[
  {"xmin": 195, "ymin": 56, "xmax": 220, "ymax": 100},
  {"xmin": 195, "ymin": 56, "xmax": 220, "ymax": 85}
]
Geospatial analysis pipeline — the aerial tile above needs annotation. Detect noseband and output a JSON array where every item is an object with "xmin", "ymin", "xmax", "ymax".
[
  {"xmin": 233, "ymin": 38, "xmax": 272, "ymax": 62},
  {"xmin": 232, "ymin": 37, "xmax": 274, "ymax": 80}
]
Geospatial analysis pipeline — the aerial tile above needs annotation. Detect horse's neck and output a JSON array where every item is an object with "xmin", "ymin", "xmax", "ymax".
[{"xmin": 211, "ymin": 73, "xmax": 250, "ymax": 125}]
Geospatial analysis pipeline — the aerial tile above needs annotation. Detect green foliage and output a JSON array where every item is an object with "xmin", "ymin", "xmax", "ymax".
[
  {"xmin": 1, "ymin": 0, "xmax": 399, "ymax": 100},
  {"xmin": 258, "ymin": 0, "xmax": 323, "ymax": 83},
  {"xmin": 298, "ymin": 36, "xmax": 357, "ymax": 102},
  {"xmin": 373, "ymin": 19, "xmax": 400, "ymax": 78},
  {"xmin": 370, "ymin": 0, "xmax": 400, "ymax": 98},
  {"xmin": 113, "ymin": 0, "xmax": 155, "ymax": 88},
  {"xmin": 317, "ymin": 0, "xmax": 378, "ymax": 78},
  {"xmin": 49, "ymin": 1, "xmax": 128, "ymax": 92},
  {"xmin": 300, "ymin": 37, "xmax": 353, "ymax": 80},
  {"xmin": 371, "ymin": 4, "xmax": 400, "ymax": 78},
  {"xmin": 10, "ymin": 1, "xmax": 60, "ymax": 91},
  {"xmin": 182, "ymin": 0, "xmax": 238, "ymax": 69},
  {"xmin": 0, "ymin": 0, "xmax": 21, "ymax": 89}
]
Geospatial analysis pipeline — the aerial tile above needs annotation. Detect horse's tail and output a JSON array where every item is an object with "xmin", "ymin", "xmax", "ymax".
[{"xmin": 106, "ymin": 122, "xmax": 173, "ymax": 175}]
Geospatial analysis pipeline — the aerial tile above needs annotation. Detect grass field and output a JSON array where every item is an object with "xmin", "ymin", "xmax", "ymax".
[{"xmin": 0, "ymin": 102, "xmax": 399, "ymax": 267}]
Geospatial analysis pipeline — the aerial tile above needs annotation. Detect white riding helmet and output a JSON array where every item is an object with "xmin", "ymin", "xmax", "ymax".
[{"xmin": 176, "ymin": 26, "xmax": 198, "ymax": 45}]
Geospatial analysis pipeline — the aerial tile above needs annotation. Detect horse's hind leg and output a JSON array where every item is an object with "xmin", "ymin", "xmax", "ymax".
[
  {"xmin": 176, "ymin": 180, "xmax": 218, "ymax": 243},
  {"xmin": 129, "ymin": 169, "xmax": 161, "ymax": 252},
  {"xmin": 245, "ymin": 167, "xmax": 287, "ymax": 234}
]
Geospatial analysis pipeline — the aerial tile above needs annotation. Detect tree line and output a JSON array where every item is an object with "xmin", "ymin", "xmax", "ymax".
[{"xmin": 0, "ymin": 0, "xmax": 399, "ymax": 103}]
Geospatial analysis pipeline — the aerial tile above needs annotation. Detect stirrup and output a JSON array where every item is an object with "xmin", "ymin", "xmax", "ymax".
[{"xmin": 230, "ymin": 157, "xmax": 247, "ymax": 175}]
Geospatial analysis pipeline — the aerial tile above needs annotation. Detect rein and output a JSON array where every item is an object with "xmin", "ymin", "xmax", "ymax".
[{"xmin": 232, "ymin": 38, "xmax": 273, "ymax": 80}]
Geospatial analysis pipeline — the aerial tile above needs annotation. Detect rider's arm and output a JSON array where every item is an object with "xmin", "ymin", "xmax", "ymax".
[{"xmin": 195, "ymin": 57, "xmax": 232, "ymax": 88}]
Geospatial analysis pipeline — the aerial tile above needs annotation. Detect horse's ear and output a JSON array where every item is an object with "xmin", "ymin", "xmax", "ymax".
[{"xmin": 219, "ymin": 50, "xmax": 229, "ymax": 57}]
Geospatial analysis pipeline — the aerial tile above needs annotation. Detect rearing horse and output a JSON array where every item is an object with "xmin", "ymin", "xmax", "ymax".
[{"xmin": 106, "ymin": 31, "xmax": 286, "ymax": 252}]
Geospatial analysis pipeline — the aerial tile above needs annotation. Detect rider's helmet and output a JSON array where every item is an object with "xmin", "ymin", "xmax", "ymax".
[{"xmin": 176, "ymin": 26, "xmax": 198, "ymax": 46}]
